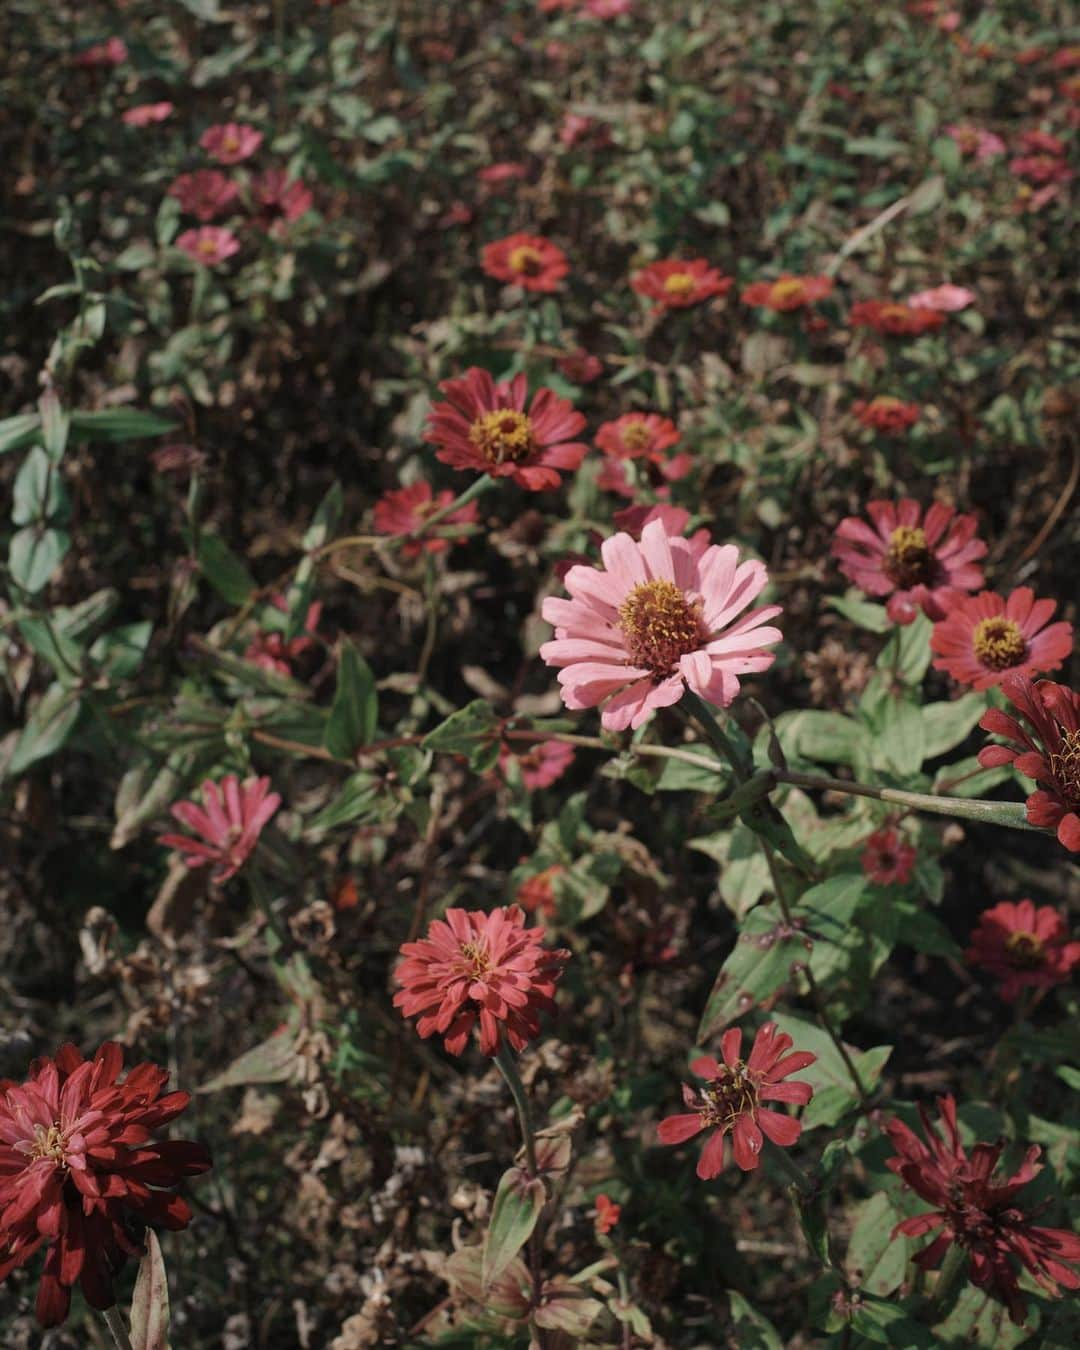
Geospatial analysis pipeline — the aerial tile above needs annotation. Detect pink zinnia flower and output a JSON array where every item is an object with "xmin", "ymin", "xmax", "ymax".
[
  {"xmin": 499, "ymin": 739, "xmax": 575, "ymax": 790},
  {"xmin": 159, "ymin": 775, "xmax": 281, "ymax": 882},
  {"xmin": 121, "ymin": 102, "xmax": 174, "ymax": 128},
  {"xmin": 373, "ymin": 480, "xmax": 479, "ymax": 557},
  {"xmin": 73, "ymin": 38, "xmax": 127, "ymax": 68},
  {"xmin": 584, "ymin": 0, "xmax": 633, "ymax": 16},
  {"xmin": 631, "ymin": 258, "xmax": 733, "ymax": 311},
  {"xmin": 540, "ymin": 517, "xmax": 782, "ymax": 731},
  {"xmin": 741, "ymin": 274, "xmax": 833, "ymax": 312},
  {"xmin": 861, "ymin": 826, "xmax": 917, "ymax": 885},
  {"xmin": 392, "ymin": 906, "xmax": 570, "ymax": 1056},
  {"xmin": 885, "ymin": 1096, "xmax": 1080, "ymax": 1325},
  {"xmin": 557, "ymin": 349, "xmax": 604, "ymax": 383},
  {"xmin": 908, "ymin": 284, "xmax": 976, "ymax": 312},
  {"xmin": 200, "ymin": 122, "xmax": 263, "ymax": 165},
  {"xmin": 1015, "ymin": 129, "xmax": 1067, "ymax": 156},
  {"xmin": 831, "ymin": 498, "xmax": 987, "ymax": 625},
  {"xmin": 481, "ymin": 232, "xmax": 569, "ymax": 292},
  {"xmin": 979, "ymin": 676, "xmax": 1080, "ymax": 851},
  {"xmin": 966, "ymin": 899, "xmax": 1080, "ymax": 1003},
  {"xmin": 244, "ymin": 596, "xmax": 323, "ymax": 675},
  {"xmin": 478, "ymin": 161, "xmax": 529, "ymax": 186},
  {"xmin": 0, "ymin": 1042, "xmax": 210, "ymax": 1327},
  {"xmin": 1009, "ymin": 153, "xmax": 1073, "ymax": 185},
  {"xmin": 177, "ymin": 226, "xmax": 241, "ymax": 267},
  {"xmin": 250, "ymin": 168, "xmax": 314, "ymax": 229},
  {"xmin": 945, "ymin": 123, "xmax": 1006, "ymax": 161},
  {"xmin": 168, "ymin": 170, "xmax": 239, "ymax": 223},
  {"xmin": 656, "ymin": 1024, "xmax": 815, "ymax": 1178},
  {"xmin": 929, "ymin": 588, "xmax": 1072, "ymax": 690},
  {"xmin": 425, "ymin": 367, "xmax": 588, "ymax": 491}
]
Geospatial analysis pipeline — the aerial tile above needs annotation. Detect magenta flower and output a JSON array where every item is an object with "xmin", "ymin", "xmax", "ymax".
[
  {"xmin": 121, "ymin": 102, "xmax": 174, "ymax": 128},
  {"xmin": 250, "ymin": 168, "xmax": 314, "ymax": 230},
  {"xmin": 159, "ymin": 775, "xmax": 280, "ymax": 883},
  {"xmin": 168, "ymin": 170, "xmax": 239, "ymax": 223},
  {"xmin": 907, "ymin": 284, "xmax": 976, "ymax": 312},
  {"xmin": 540, "ymin": 517, "xmax": 781, "ymax": 731},
  {"xmin": 177, "ymin": 227, "xmax": 241, "ymax": 267},
  {"xmin": 200, "ymin": 122, "xmax": 263, "ymax": 165}
]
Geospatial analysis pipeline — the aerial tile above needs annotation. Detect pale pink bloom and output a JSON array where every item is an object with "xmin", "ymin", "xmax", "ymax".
[
  {"xmin": 73, "ymin": 38, "xmax": 127, "ymax": 68},
  {"xmin": 540, "ymin": 518, "xmax": 782, "ymax": 731},
  {"xmin": 200, "ymin": 122, "xmax": 263, "ymax": 165},
  {"xmin": 944, "ymin": 124, "xmax": 1006, "ymax": 161},
  {"xmin": 159, "ymin": 775, "xmax": 281, "ymax": 883},
  {"xmin": 908, "ymin": 284, "xmax": 976, "ymax": 312},
  {"xmin": 121, "ymin": 102, "xmax": 174, "ymax": 128},
  {"xmin": 176, "ymin": 227, "xmax": 241, "ymax": 266}
]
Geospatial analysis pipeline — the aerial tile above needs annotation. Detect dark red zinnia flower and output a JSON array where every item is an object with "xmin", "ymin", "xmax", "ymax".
[
  {"xmin": 168, "ymin": 170, "xmax": 239, "ymax": 223},
  {"xmin": 831, "ymin": 498, "xmax": 987, "ymax": 625},
  {"xmin": 392, "ymin": 906, "xmax": 570, "ymax": 1056},
  {"xmin": 966, "ymin": 899, "xmax": 1080, "ymax": 1003},
  {"xmin": 861, "ymin": 826, "xmax": 917, "ymax": 885},
  {"xmin": 250, "ymin": 168, "xmax": 314, "ymax": 230},
  {"xmin": 481, "ymin": 233, "xmax": 568, "ymax": 292},
  {"xmin": 930, "ymin": 588, "xmax": 1073, "ymax": 691},
  {"xmin": 979, "ymin": 676, "xmax": 1080, "ymax": 851},
  {"xmin": 515, "ymin": 865, "xmax": 565, "ymax": 919},
  {"xmin": 885, "ymin": 1096, "xmax": 1080, "ymax": 1324},
  {"xmin": 656, "ymin": 1024, "xmax": 815, "ymax": 1178},
  {"xmin": 556, "ymin": 349, "xmax": 604, "ymax": 383},
  {"xmin": 0, "ymin": 1042, "xmax": 210, "ymax": 1327},
  {"xmin": 852, "ymin": 396, "xmax": 921, "ymax": 435},
  {"xmin": 594, "ymin": 412, "xmax": 680, "ymax": 462},
  {"xmin": 373, "ymin": 480, "xmax": 479, "ymax": 558},
  {"xmin": 593, "ymin": 1194, "xmax": 621, "ymax": 1234},
  {"xmin": 424, "ymin": 367, "xmax": 588, "ymax": 490},
  {"xmin": 740, "ymin": 274, "xmax": 833, "ymax": 311},
  {"xmin": 849, "ymin": 300, "xmax": 945, "ymax": 336},
  {"xmin": 631, "ymin": 258, "xmax": 733, "ymax": 311}
]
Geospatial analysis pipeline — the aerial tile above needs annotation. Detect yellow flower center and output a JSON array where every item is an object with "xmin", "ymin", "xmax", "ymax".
[
  {"xmin": 884, "ymin": 525, "xmax": 933, "ymax": 588},
  {"xmin": 619, "ymin": 420, "xmax": 653, "ymax": 454},
  {"xmin": 618, "ymin": 578, "xmax": 703, "ymax": 679},
  {"xmin": 771, "ymin": 278, "xmax": 805, "ymax": 304},
  {"xmin": 662, "ymin": 272, "xmax": 696, "ymax": 298},
  {"xmin": 872, "ymin": 397, "xmax": 904, "ymax": 412},
  {"xmin": 508, "ymin": 245, "xmax": 544, "ymax": 277},
  {"xmin": 880, "ymin": 304, "xmax": 912, "ymax": 324},
  {"xmin": 459, "ymin": 940, "xmax": 492, "ymax": 978},
  {"xmin": 972, "ymin": 616, "xmax": 1026, "ymax": 671},
  {"xmin": 1048, "ymin": 728, "xmax": 1080, "ymax": 805},
  {"xmin": 198, "ymin": 237, "xmax": 220, "ymax": 257},
  {"xmin": 223, "ymin": 133, "xmax": 240, "ymax": 155},
  {"xmin": 29, "ymin": 1123, "xmax": 68, "ymax": 1167},
  {"xmin": 1004, "ymin": 930, "xmax": 1045, "ymax": 968},
  {"xmin": 700, "ymin": 1062, "xmax": 758, "ymax": 1129},
  {"xmin": 468, "ymin": 409, "xmax": 536, "ymax": 466}
]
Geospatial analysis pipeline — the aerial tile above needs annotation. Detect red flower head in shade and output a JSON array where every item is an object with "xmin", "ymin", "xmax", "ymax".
[
  {"xmin": 168, "ymin": 170, "xmax": 239, "ymax": 223},
  {"xmin": 244, "ymin": 595, "xmax": 323, "ymax": 676},
  {"xmin": 593, "ymin": 1194, "xmax": 622, "ymax": 1234},
  {"xmin": 481, "ymin": 233, "xmax": 569, "ymax": 292},
  {"xmin": 121, "ymin": 102, "xmax": 174, "ymax": 128},
  {"xmin": 657, "ymin": 1024, "xmax": 815, "ymax": 1178},
  {"xmin": 966, "ymin": 899, "xmax": 1080, "ymax": 1003},
  {"xmin": 557, "ymin": 349, "xmax": 604, "ymax": 383},
  {"xmin": 929, "ymin": 588, "xmax": 1072, "ymax": 691},
  {"xmin": 73, "ymin": 38, "xmax": 128, "ymax": 68},
  {"xmin": 425, "ymin": 367, "xmax": 588, "ymax": 491},
  {"xmin": 159, "ymin": 775, "xmax": 281, "ymax": 883},
  {"xmin": 631, "ymin": 258, "xmax": 733, "ymax": 311},
  {"xmin": 861, "ymin": 825, "xmax": 917, "ymax": 885},
  {"xmin": 515, "ymin": 865, "xmax": 565, "ymax": 920},
  {"xmin": 831, "ymin": 498, "xmax": 987, "ymax": 626},
  {"xmin": 849, "ymin": 300, "xmax": 945, "ymax": 336},
  {"xmin": 741, "ymin": 273, "xmax": 834, "ymax": 312},
  {"xmin": 0, "ymin": 1042, "xmax": 211, "ymax": 1328},
  {"xmin": 884, "ymin": 1096, "xmax": 1080, "ymax": 1324},
  {"xmin": 373, "ymin": 480, "xmax": 479, "ymax": 558},
  {"xmin": 200, "ymin": 122, "xmax": 263, "ymax": 165},
  {"xmin": 979, "ymin": 676, "xmax": 1080, "ymax": 851},
  {"xmin": 250, "ymin": 168, "xmax": 314, "ymax": 231},
  {"xmin": 176, "ymin": 227, "xmax": 240, "ymax": 267},
  {"xmin": 595, "ymin": 412, "xmax": 680, "ymax": 463},
  {"xmin": 499, "ymin": 738, "xmax": 575, "ymax": 790},
  {"xmin": 852, "ymin": 396, "xmax": 921, "ymax": 435},
  {"xmin": 392, "ymin": 907, "xmax": 570, "ymax": 1056}
]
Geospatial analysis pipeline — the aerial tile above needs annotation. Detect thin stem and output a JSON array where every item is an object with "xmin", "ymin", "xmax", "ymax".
[
  {"xmin": 493, "ymin": 1038, "xmax": 538, "ymax": 1178},
  {"xmin": 924, "ymin": 1241, "xmax": 968, "ymax": 1321},
  {"xmin": 417, "ymin": 474, "xmax": 495, "ymax": 534},
  {"xmin": 101, "ymin": 1307, "xmax": 134, "ymax": 1350},
  {"xmin": 803, "ymin": 966, "xmax": 869, "ymax": 1108},
  {"xmin": 768, "ymin": 1140, "xmax": 815, "ymax": 1194},
  {"xmin": 680, "ymin": 690, "xmax": 750, "ymax": 782}
]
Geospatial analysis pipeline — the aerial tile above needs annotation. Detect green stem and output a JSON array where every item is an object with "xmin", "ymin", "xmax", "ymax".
[
  {"xmin": 418, "ymin": 474, "xmax": 495, "ymax": 534},
  {"xmin": 680, "ymin": 690, "xmax": 751, "ymax": 782},
  {"xmin": 803, "ymin": 966, "xmax": 869, "ymax": 1108},
  {"xmin": 493, "ymin": 1037, "xmax": 538, "ymax": 1178},
  {"xmin": 925, "ymin": 1241, "xmax": 968, "ymax": 1321},
  {"xmin": 769, "ymin": 1140, "xmax": 815, "ymax": 1194},
  {"xmin": 246, "ymin": 864, "xmax": 289, "ymax": 948},
  {"xmin": 101, "ymin": 1307, "xmax": 134, "ymax": 1350}
]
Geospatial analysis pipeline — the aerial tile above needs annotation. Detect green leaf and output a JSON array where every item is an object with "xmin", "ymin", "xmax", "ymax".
[
  {"xmin": 690, "ymin": 819, "xmax": 771, "ymax": 919},
  {"xmin": 196, "ymin": 533, "xmax": 256, "ymax": 604},
  {"xmin": 69, "ymin": 409, "xmax": 178, "ymax": 441},
  {"xmin": 324, "ymin": 641, "xmax": 377, "ymax": 758},
  {"xmin": 482, "ymin": 1165, "xmax": 545, "ymax": 1290},
  {"xmin": 698, "ymin": 903, "xmax": 805, "ymax": 1039},
  {"xmin": 933, "ymin": 1281, "xmax": 1036, "ymax": 1347},
  {"xmin": 827, "ymin": 593, "xmax": 892, "ymax": 632},
  {"xmin": 39, "ymin": 390, "xmax": 69, "ymax": 462},
  {"xmin": 16, "ymin": 616, "xmax": 84, "ymax": 686},
  {"xmin": 198, "ymin": 1030, "xmax": 299, "ymax": 1092},
  {"xmin": 878, "ymin": 613, "xmax": 933, "ymax": 686},
  {"xmin": 302, "ymin": 481, "xmax": 343, "ymax": 550},
  {"xmin": 0, "ymin": 412, "xmax": 43, "ymax": 455},
  {"xmin": 305, "ymin": 773, "xmax": 380, "ymax": 832},
  {"xmin": 772, "ymin": 1012, "xmax": 890, "ymax": 1130},
  {"xmin": 129, "ymin": 1231, "xmax": 171, "ymax": 1350},
  {"xmin": 444, "ymin": 1247, "xmax": 530, "ymax": 1320},
  {"xmin": 422, "ymin": 699, "xmax": 500, "ymax": 772},
  {"xmin": 9, "ymin": 526, "xmax": 70, "ymax": 593},
  {"xmin": 6, "ymin": 684, "xmax": 83, "ymax": 778},
  {"xmin": 13, "ymin": 446, "xmax": 68, "ymax": 524},
  {"xmin": 90, "ymin": 622, "xmax": 153, "ymax": 680},
  {"xmin": 851, "ymin": 1296, "xmax": 937, "ymax": 1346},
  {"xmin": 921, "ymin": 692, "xmax": 988, "ymax": 758},
  {"xmin": 845, "ymin": 1193, "xmax": 907, "ymax": 1297},
  {"xmin": 726, "ymin": 1292, "xmax": 783, "ymax": 1348},
  {"xmin": 772, "ymin": 709, "xmax": 868, "ymax": 767},
  {"xmin": 872, "ymin": 695, "xmax": 925, "ymax": 778}
]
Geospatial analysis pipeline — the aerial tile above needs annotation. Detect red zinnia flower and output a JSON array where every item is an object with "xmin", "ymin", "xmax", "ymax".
[
  {"xmin": 425, "ymin": 367, "xmax": 588, "ymax": 491},
  {"xmin": 168, "ymin": 170, "xmax": 239, "ymax": 223},
  {"xmin": 929, "ymin": 588, "xmax": 1072, "ymax": 690},
  {"xmin": 979, "ymin": 675, "xmax": 1080, "ymax": 850},
  {"xmin": 250, "ymin": 168, "xmax": 314, "ymax": 230},
  {"xmin": 481, "ymin": 233, "xmax": 569, "ymax": 292},
  {"xmin": 966, "ymin": 899, "xmax": 1080, "ymax": 1002},
  {"xmin": 373, "ymin": 480, "xmax": 479, "ymax": 558},
  {"xmin": 595, "ymin": 412, "xmax": 680, "ymax": 462},
  {"xmin": 657, "ymin": 1024, "xmax": 815, "ymax": 1178},
  {"xmin": 121, "ymin": 102, "xmax": 174, "ymax": 128},
  {"xmin": 477, "ymin": 161, "xmax": 529, "ymax": 186},
  {"xmin": 861, "ymin": 826, "xmax": 917, "ymax": 885},
  {"xmin": 159, "ymin": 775, "xmax": 281, "ymax": 882},
  {"xmin": 499, "ymin": 739, "xmax": 575, "ymax": 790},
  {"xmin": 516, "ymin": 865, "xmax": 565, "ymax": 919},
  {"xmin": 849, "ymin": 300, "xmax": 945, "ymax": 336},
  {"xmin": 177, "ymin": 227, "xmax": 240, "ymax": 267},
  {"xmin": 740, "ymin": 273, "xmax": 833, "ymax": 312},
  {"xmin": 1009, "ymin": 153, "xmax": 1074, "ymax": 185},
  {"xmin": 593, "ymin": 1194, "xmax": 621, "ymax": 1234},
  {"xmin": 0, "ymin": 1042, "xmax": 210, "ymax": 1327},
  {"xmin": 557, "ymin": 349, "xmax": 604, "ymax": 383},
  {"xmin": 631, "ymin": 258, "xmax": 733, "ymax": 311},
  {"xmin": 200, "ymin": 122, "xmax": 263, "ymax": 165},
  {"xmin": 852, "ymin": 397, "xmax": 921, "ymax": 435},
  {"xmin": 392, "ymin": 907, "xmax": 570, "ymax": 1056},
  {"xmin": 831, "ymin": 498, "xmax": 987, "ymax": 625},
  {"xmin": 885, "ymin": 1096, "xmax": 1080, "ymax": 1324},
  {"xmin": 244, "ymin": 596, "xmax": 323, "ymax": 675}
]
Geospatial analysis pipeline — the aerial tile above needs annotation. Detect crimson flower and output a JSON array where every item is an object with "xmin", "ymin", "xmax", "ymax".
[
  {"xmin": 929, "ymin": 588, "xmax": 1072, "ymax": 691},
  {"xmin": 499, "ymin": 738, "xmax": 575, "ymax": 790},
  {"xmin": 515, "ymin": 866, "xmax": 565, "ymax": 919},
  {"xmin": 861, "ymin": 826, "xmax": 917, "ymax": 885},
  {"xmin": 168, "ymin": 170, "xmax": 239, "ymax": 223},
  {"xmin": 176, "ymin": 226, "xmax": 240, "ymax": 267},
  {"xmin": 852, "ymin": 396, "xmax": 921, "ymax": 435},
  {"xmin": 557, "ymin": 349, "xmax": 604, "ymax": 383},
  {"xmin": 657, "ymin": 1024, "xmax": 815, "ymax": 1178},
  {"xmin": 373, "ymin": 480, "xmax": 479, "ymax": 557},
  {"xmin": 250, "ymin": 169, "xmax": 313, "ymax": 230},
  {"xmin": 159, "ymin": 775, "xmax": 281, "ymax": 882},
  {"xmin": 0, "ymin": 1042, "xmax": 210, "ymax": 1327},
  {"xmin": 244, "ymin": 596, "xmax": 323, "ymax": 676},
  {"xmin": 1009, "ymin": 153, "xmax": 1074, "ymax": 185},
  {"xmin": 966, "ymin": 899, "xmax": 1080, "ymax": 1002},
  {"xmin": 477, "ymin": 161, "xmax": 529, "ymax": 186},
  {"xmin": 849, "ymin": 300, "xmax": 944, "ymax": 336},
  {"xmin": 593, "ymin": 1194, "xmax": 622, "ymax": 1234},
  {"xmin": 595, "ymin": 412, "xmax": 680, "ymax": 462},
  {"xmin": 200, "ymin": 122, "xmax": 263, "ymax": 164},
  {"xmin": 425, "ymin": 367, "xmax": 588, "ymax": 491},
  {"xmin": 121, "ymin": 102, "xmax": 174, "ymax": 128},
  {"xmin": 979, "ymin": 675, "xmax": 1080, "ymax": 850},
  {"xmin": 885, "ymin": 1096, "xmax": 1080, "ymax": 1324},
  {"xmin": 631, "ymin": 258, "xmax": 733, "ymax": 311},
  {"xmin": 482, "ymin": 233, "xmax": 569, "ymax": 292},
  {"xmin": 740, "ymin": 273, "xmax": 833, "ymax": 311},
  {"xmin": 831, "ymin": 498, "xmax": 987, "ymax": 625},
  {"xmin": 392, "ymin": 907, "xmax": 570, "ymax": 1056},
  {"xmin": 944, "ymin": 123, "xmax": 1006, "ymax": 161},
  {"xmin": 73, "ymin": 38, "xmax": 127, "ymax": 68}
]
